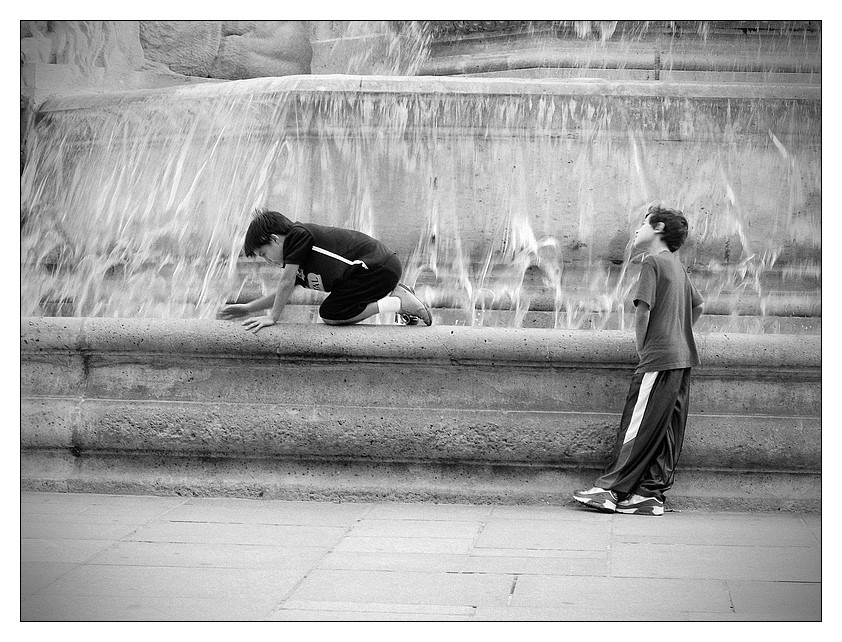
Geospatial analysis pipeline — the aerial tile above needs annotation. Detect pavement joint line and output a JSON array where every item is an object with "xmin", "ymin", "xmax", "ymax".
[
  {"xmin": 22, "ymin": 497, "xmax": 193, "ymax": 597},
  {"xmin": 65, "ymin": 500, "xmax": 192, "ymax": 570},
  {"xmin": 278, "ymin": 600, "xmax": 477, "ymax": 616},
  {"xmin": 774, "ymin": 580, "xmax": 821, "ymax": 585},
  {"xmin": 798, "ymin": 514, "xmax": 821, "ymax": 546},
  {"xmin": 722, "ymin": 579, "xmax": 737, "ymax": 614},
  {"xmin": 506, "ymin": 575, "xmax": 519, "ymax": 606},
  {"xmin": 265, "ymin": 502, "xmax": 375, "ymax": 620}
]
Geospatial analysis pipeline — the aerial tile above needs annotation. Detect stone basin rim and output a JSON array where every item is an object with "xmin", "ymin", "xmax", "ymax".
[
  {"xmin": 21, "ymin": 316, "xmax": 821, "ymax": 368},
  {"xmin": 36, "ymin": 74, "xmax": 821, "ymax": 113}
]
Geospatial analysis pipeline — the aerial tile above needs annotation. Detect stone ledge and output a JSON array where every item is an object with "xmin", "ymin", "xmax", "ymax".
[
  {"xmin": 21, "ymin": 397, "xmax": 820, "ymax": 470},
  {"xmin": 36, "ymin": 74, "xmax": 822, "ymax": 114},
  {"xmin": 20, "ymin": 451, "xmax": 821, "ymax": 511},
  {"xmin": 21, "ymin": 317, "xmax": 821, "ymax": 368}
]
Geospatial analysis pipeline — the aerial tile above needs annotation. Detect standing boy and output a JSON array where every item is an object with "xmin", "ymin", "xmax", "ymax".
[
  {"xmin": 219, "ymin": 208, "xmax": 432, "ymax": 331},
  {"xmin": 573, "ymin": 205, "xmax": 704, "ymax": 516}
]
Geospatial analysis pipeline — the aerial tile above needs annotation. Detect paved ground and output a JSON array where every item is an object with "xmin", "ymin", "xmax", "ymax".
[{"xmin": 20, "ymin": 491, "xmax": 821, "ymax": 621}]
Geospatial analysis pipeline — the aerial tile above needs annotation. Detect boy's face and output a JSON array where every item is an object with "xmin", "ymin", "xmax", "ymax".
[
  {"xmin": 255, "ymin": 234, "xmax": 285, "ymax": 266},
  {"xmin": 633, "ymin": 214, "xmax": 663, "ymax": 251}
]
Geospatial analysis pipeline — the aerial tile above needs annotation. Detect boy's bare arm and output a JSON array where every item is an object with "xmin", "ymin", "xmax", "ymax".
[
  {"xmin": 635, "ymin": 302, "xmax": 650, "ymax": 354},
  {"xmin": 217, "ymin": 292, "xmax": 275, "ymax": 319},
  {"xmin": 243, "ymin": 264, "xmax": 299, "ymax": 333},
  {"xmin": 268, "ymin": 263, "xmax": 299, "ymax": 321},
  {"xmin": 248, "ymin": 292, "xmax": 277, "ymax": 311}
]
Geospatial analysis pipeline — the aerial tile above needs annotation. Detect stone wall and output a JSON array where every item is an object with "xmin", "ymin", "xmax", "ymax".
[
  {"xmin": 20, "ymin": 20, "xmax": 313, "ymax": 107},
  {"xmin": 421, "ymin": 21, "xmax": 821, "ymax": 83},
  {"xmin": 21, "ymin": 20, "xmax": 822, "ymax": 105},
  {"xmin": 139, "ymin": 21, "xmax": 312, "ymax": 79},
  {"xmin": 21, "ymin": 318, "xmax": 820, "ymax": 509}
]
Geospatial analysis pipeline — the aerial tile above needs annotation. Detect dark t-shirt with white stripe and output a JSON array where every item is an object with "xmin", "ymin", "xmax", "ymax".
[{"xmin": 282, "ymin": 222, "xmax": 395, "ymax": 292}]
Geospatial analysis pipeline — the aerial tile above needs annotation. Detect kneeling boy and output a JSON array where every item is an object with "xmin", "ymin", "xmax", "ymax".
[{"xmin": 219, "ymin": 208, "xmax": 432, "ymax": 332}]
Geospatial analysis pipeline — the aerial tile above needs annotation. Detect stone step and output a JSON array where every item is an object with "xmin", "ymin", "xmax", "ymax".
[{"xmin": 20, "ymin": 318, "xmax": 820, "ymax": 510}]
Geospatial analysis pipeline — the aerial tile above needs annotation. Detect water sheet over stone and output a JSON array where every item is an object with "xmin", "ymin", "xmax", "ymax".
[{"xmin": 21, "ymin": 75, "xmax": 820, "ymax": 328}]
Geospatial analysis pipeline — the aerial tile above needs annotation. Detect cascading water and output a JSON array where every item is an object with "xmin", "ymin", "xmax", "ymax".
[{"xmin": 20, "ymin": 23, "xmax": 821, "ymax": 332}]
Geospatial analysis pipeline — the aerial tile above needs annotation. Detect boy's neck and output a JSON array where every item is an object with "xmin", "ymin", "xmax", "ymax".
[{"xmin": 645, "ymin": 239, "xmax": 671, "ymax": 256}]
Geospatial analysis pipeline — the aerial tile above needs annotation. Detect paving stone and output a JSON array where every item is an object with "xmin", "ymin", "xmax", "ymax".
[
  {"xmin": 288, "ymin": 568, "xmax": 515, "ymax": 607},
  {"xmin": 20, "ymin": 562, "xmax": 77, "ymax": 595},
  {"xmin": 364, "ymin": 503, "xmax": 493, "ymax": 520},
  {"xmin": 474, "ymin": 518, "xmax": 611, "ymax": 551},
  {"xmin": 509, "ymin": 575, "xmax": 733, "ymax": 615},
  {"xmin": 169, "ymin": 497, "xmax": 372, "ymax": 526},
  {"xmin": 334, "ymin": 535, "xmax": 476, "ymax": 555},
  {"xmin": 87, "ymin": 540, "xmax": 330, "ymax": 570},
  {"xmin": 727, "ymin": 580, "xmax": 821, "ymax": 620},
  {"xmin": 21, "ymin": 521, "xmax": 141, "ymax": 541},
  {"xmin": 18, "ymin": 492, "xmax": 823, "ymax": 622},
  {"xmin": 22, "ymin": 510, "xmax": 161, "ymax": 525},
  {"xmin": 472, "ymin": 606, "xmax": 758, "ymax": 621},
  {"xmin": 269, "ymin": 609, "xmax": 474, "ymax": 621},
  {"xmin": 21, "ymin": 594, "xmax": 279, "ymax": 621},
  {"xmin": 317, "ymin": 551, "xmax": 467, "ymax": 573},
  {"xmin": 21, "ymin": 538, "xmax": 117, "ymax": 564},
  {"xmin": 21, "ymin": 498, "xmax": 91, "ymax": 516},
  {"xmin": 21, "ymin": 492, "xmax": 109, "ymax": 507},
  {"xmin": 126, "ymin": 520, "xmax": 346, "ymax": 547},
  {"xmin": 271, "ymin": 600, "xmax": 477, "ymax": 621},
  {"xmin": 611, "ymin": 511, "xmax": 815, "ymax": 547},
  {"xmin": 22, "ymin": 492, "xmax": 184, "ymax": 511},
  {"xmin": 801, "ymin": 515, "xmax": 821, "ymax": 543},
  {"xmin": 473, "ymin": 606, "xmax": 593, "ymax": 621},
  {"xmin": 461, "ymin": 550, "xmax": 608, "ymax": 576},
  {"xmin": 21, "ymin": 495, "xmax": 185, "ymax": 524},
  {"xmin": 77, "ymin": 503, "xmax": 186, "ymax": 522},
  {"xmin": 489, "ymin": 505, "xmax": 589, "ymax": 521},
  {"xmin": 348, "ymin": 518, "xmax": 483, "ymax": 539},
  {"xmin": 611, "ymin": 542, "xmax": 821, "ymax": 582},
  {"xmin": 36, "ymin": 564, "xmax": 305, "ymax": 601}
]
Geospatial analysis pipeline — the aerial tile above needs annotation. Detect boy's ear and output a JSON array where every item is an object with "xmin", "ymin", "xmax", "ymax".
[
  {"xmin": 269, "ymin": 233, "xmax": 282, "ymax": 245},
  {"xmin": 653, "ymin": 222, "xmax": 666, "ymax": 233}
]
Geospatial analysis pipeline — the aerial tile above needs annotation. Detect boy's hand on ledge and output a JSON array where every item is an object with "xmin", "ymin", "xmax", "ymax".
[
  {"xmin": 243, "ymin": 315, "xmax": 277, "ymax": 333},
  {"xmin": 218, "ymin": 303, "xmax": 252, "ymax": 319}
]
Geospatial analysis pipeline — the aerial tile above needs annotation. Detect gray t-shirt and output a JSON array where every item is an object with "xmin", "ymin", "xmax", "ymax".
[{"xmin": 633, "ymin": 251, "xmax": 703, "ymax": 374}]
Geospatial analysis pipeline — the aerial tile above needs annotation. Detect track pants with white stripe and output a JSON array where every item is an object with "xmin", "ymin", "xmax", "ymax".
[{"xmin": 595, "ymin": 368, "xmax": 692, "ymax": 501}]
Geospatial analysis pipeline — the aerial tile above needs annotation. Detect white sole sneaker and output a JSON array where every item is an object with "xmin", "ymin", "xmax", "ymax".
[
  {"xmin": 573, "ymin": 488, "xmax": 618, "ymax": 513},
  {"xmin": 393, "ymin": 283, "xmax": 433, "ymax": 326},
  {"xmin": 615, "ymin": 495, "xmax": 664, "ymax": 516}
]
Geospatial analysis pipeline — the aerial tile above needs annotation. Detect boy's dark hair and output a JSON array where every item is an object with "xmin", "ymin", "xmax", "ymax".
[
  {"xmin": 243, "ymin": 208, "xmax": 294, "ymax": 257},
  {"xmin": 647, "ymin": 205, "xmax": 689, "ymax": 252}
]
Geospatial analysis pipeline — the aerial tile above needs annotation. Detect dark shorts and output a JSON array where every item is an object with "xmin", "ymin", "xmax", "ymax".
[{"xmin": 318, "ymin": 253, "xmax": 402, "ymax": 321}]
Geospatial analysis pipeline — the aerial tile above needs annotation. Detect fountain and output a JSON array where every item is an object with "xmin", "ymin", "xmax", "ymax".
[{"xmin": 20, "ymin": 21, "xmax": 821, "ymax": 508}]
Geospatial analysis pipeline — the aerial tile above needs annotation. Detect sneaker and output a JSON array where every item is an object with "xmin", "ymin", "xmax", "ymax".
[
  {"xmin": 395, "ymin": 313, "xmax": 420, "ymax": 326},
  {"xmin": 615, "ymin": 494, "xmax": 664, "ymax": 516},
  {"xmin": 392, "ymin": 283, "xmax": 433, "ymax": 326},
  {"xmin": 572, "ymin": 487, "xmax": 618, "ymax": 513}
]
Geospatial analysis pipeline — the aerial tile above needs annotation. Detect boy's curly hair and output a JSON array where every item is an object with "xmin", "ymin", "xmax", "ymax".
[
  {"xmin": 243, "ymin": 208, "xmax": 294, "ymax": 257},
  {"xmin": 647, "ymin": 205, "xmax": 689, "ymax": 252}
]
